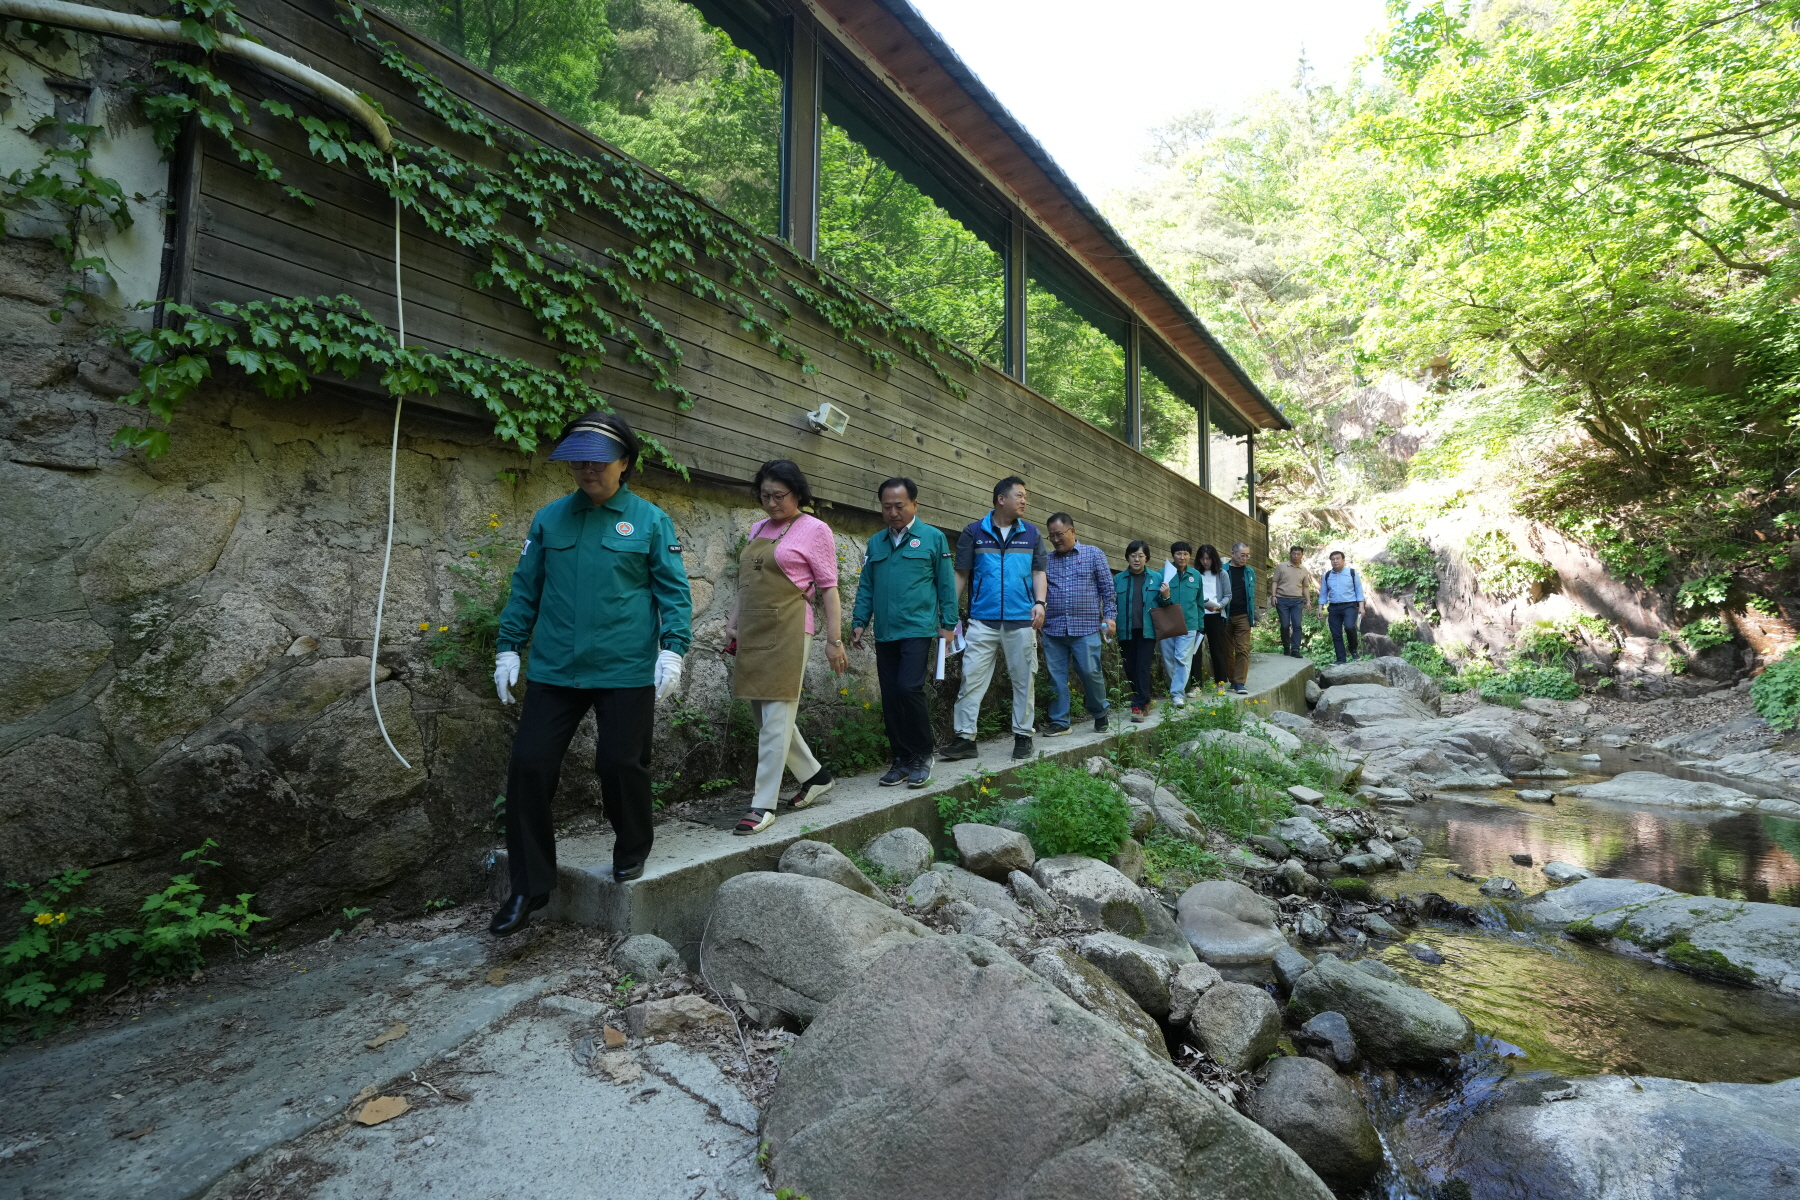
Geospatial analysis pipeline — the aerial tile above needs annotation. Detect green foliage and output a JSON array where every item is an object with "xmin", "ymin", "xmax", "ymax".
[
  {"xmin": 1329, "ymin": 877, "xmax": 1375, "ymax": 903},
  {"xmin": 844, "ymin": 848, "xmax": 898, "ymax": 889},
  {"xmin": 2, "ymin": 871, "xmax": 133, "ymax": 1032},
  {"xmin": 1, "ymin": 113, "xmax": 134, "ymax": 322},
  {"xmin": 1515, "ymin": 614, "xmax": 1613, "ymax": 664},
  {"xmin": 132, "ymin": 841, "xmax": 268, "ymax": 982},
  {"xmin": 820, "ymin": 699, "xmax": 889, "ymax": 775},
  {"xmin": 1364, "ymin": 533, "xmax": 1438, "ymax": 601},
  {"xmin": 937, "ymin": 771, "xmax": 1003, "ymax": 829},
  {"xmin": 1677, "ymin": 573, "xmax": 1734, "ymax": 611},
  {"xmin": 1012, "ymin": 761, "xmax": 1132, "ymax": 861},
  {"xmin": 1479, "ymin": 664, "xmax": 1581, "ymax": 702},
  {"xmin": 1462, "ymin": 530, "xmax": 1552, "ymax": 601},
  {"xmin": 1665, "ymin": 940, "xmax": 1757, "ymax": 985},
  {"xmin": 1677, "ymin": 617, "xmax": 1734, "ymax": 652},
  {"xmin": 1752, "ymin": 651, "xmax": 1800, "ymax": 731},
  {"xmin": 1140, "ymin": 832, "xmax": 1222, "ymax": 890}
]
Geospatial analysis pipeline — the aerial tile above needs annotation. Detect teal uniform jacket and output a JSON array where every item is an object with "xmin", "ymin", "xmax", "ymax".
[
  {"xmin": 1166, "ymin": 565, "xmax": 1204, "ymax": 630},
  {"xmin": 850, "ymin": 521, "xmax": 958, "ymax": 641},
  {"xmin": 1113, "ymin": 570, "xmax": 1175, "ymax": 640},
  {"xmin": 496, "ymin": 484, "xmax": 693, "ymax": 689}
]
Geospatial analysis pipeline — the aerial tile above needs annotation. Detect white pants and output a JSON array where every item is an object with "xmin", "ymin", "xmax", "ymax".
[
  {"xmin": 748, "ymin": 633, "xmax": 821, "ymax": 811},
  {"xmin": 953, "ymin": 621, "xmax": 1037, "ymax": 737}
]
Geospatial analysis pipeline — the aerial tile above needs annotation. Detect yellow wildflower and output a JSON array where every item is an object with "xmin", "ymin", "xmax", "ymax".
[
  {"xmin": 54, "ymin": 912, "xmax": 65, "ymax": 924},
  {"xmin": 488, "ymin": 521, "xmax": 500, "ymax": 529},
  {"xmin": 33, "ymin": 912, "xmax": 52, "ymax": 925},
  {"xmin": 418, "ymin": 621, "xmax": 430, "ymax": 630},
  {"xmin": 438, "ymin": 625, "xmax": 449, "ymax": 632}
]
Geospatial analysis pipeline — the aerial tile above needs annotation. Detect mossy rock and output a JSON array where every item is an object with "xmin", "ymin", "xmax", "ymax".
[
  {"xmin": 1664, "ymin": 940, "xmax": 1758, "ymax": 985},
  {"xmin": 1330, "ymin": 878, "xmax": 1375, "ymax": 903}
]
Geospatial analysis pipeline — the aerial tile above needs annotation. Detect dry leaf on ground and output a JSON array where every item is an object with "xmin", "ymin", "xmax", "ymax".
[
  {"xmin": 364, "ymin": 1022, "xmax": 408, "ymax": 1050},
  {"xmin": 602, "ymin": 1026, "xmax": 627, "ymax": 1049},
  {"xmin": 354, "ymin": 1096, "xmax": 410, "ymax": 1126},
  {"xmin": 596, "ymin": 1055, "xmax": 642, "ymax": 1086}
]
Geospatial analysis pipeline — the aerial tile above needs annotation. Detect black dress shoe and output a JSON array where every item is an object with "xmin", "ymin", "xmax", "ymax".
[
  {"xmin": 603, "ymin": 862, "xmax": 644, "ymax": 883},
  {"xmin": 488, "ymin": 893, "xmax": 548, "ymax": 937}
]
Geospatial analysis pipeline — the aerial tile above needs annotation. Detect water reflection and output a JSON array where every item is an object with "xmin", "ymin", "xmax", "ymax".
[{"xmin": 1407, "ymin": 787, "xmax": 1800, "ymax": 906}]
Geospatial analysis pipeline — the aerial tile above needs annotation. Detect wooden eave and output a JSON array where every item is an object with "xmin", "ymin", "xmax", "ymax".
[{"xmin": 803, "ymin": 0, "xmax": 1289, "ymax": 432}]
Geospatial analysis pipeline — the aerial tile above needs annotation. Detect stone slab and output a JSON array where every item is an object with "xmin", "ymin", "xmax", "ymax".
[{"xmin": 497, "ymin": 654, "xmax": 1316, "ymax": 960}]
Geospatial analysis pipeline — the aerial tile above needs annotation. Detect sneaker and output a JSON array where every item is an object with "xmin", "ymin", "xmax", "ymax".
[
  {"xmin": 1232, "ymin": 683, "xmax": 1249, "ymax": 695},
  {"xmin": 1094, "ymin": 714, "xmax": 1109, "ymax": 733},
  {"xmin": 735, "ymin": 808, "xmax": 775, "ymax": 835},
  {"xmin": 906, "ymin": 757, "xmax": 934, "ymax": 788},
  {"xmin": 940, "ymin": 736, "xmax": 979, "ymax": 762},
  {"xmin": 1042, "ymin": 724, "xmax": 1072, "ymax": 738},
  {"xmin": 878, "ymin": 761, "xmax": 908, "ymax": 787},
  {"xmin": 789, "ymin": 768, "xmax": 835, "ymax": 809},
  {"xmin": 1129, "ymin": 706, "xmax": 1145, "ymax": 724},
  {"xmin": 1011, "ymin": 734, "xmax": 1033, "ymax": 761},
  {"xmin": 1171, "ymin": 694, "xmax": 1187, "ymax": 708}
]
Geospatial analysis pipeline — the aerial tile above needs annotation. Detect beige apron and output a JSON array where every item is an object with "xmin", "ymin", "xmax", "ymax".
[{"xmin": 733, "ymin": 519, "xmax": 809, "ymax": 701}]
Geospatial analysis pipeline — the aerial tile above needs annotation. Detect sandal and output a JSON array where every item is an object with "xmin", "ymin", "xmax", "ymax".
[{"xmin": 735, "ymin": 808, "xmax": 776, "ymax": 836}]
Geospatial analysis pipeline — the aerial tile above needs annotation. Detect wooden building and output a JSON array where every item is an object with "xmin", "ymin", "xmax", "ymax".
[{"xmin": 174, "ymin": 0, "xmax": 1282, "ymax": 559}]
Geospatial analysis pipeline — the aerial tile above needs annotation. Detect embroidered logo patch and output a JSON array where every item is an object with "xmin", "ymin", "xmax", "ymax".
[
  {"xmin": 668, "ymin": 543, "xmax": 682, "ymax": 553},
  {"xmin": 615, "ymin": 521, "xmax": 635, "ymax": 536},
  {"xmin": 909, "ymin": 537, "xmax": 921, "ymax": 548}
]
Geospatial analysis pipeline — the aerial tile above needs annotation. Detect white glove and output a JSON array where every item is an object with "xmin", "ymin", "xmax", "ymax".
[
  {"xmin": 494, "ymin": 651, "xmax": 520, "ymax": 704},
  {"xmin": 654, "ymin": 649, "xmax": 683, "ymax": 700}
]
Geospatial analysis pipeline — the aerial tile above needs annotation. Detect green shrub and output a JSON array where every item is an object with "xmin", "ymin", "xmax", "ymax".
[
  {"xmin": 420, "ymin": 519, "xmax": 520, "ymax": 670},
  {"xmin": 132, "ymin": 841, "xmax": 268, "ymax": 982},
  {"xmin": 1480, "ymin": 664, "xmax": 1581, "ymax": 701},
  {"xmin": 1752, "ymin": 652, "xmax": 1800, "ymax": 731},
  {"xmin": 1141, "ymin": 833, "xmax": 1221, "ymax": 889},
  {"xmin": 1677, "ymin": 616, "xmax": 1733, "ymax": 652},
  {"xmin": 1464, "ymin": 529, "xmax": 1554, "ymax": 600},
  {"xmin": 822, "ymin": 700, "xmax": 889, "ymax": 774},
  {"xmin": 1676, "ymin": 572, "xmax": 1733, "ymax": 610},
  {"xmin": 1013, "ymin": 761, "xmax": 1131, "ymax": 860},
  {"xmin": 1365, "ymin": 532, "xmax": 1439, "ymax": 600},
  {"xmin": 3, "ymin": 870, "xmax": 134, "ymax": 1034}
]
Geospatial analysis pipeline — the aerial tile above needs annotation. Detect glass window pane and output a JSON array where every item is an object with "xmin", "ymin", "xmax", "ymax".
[
  {"xmin": 1142, "ymin": 371, "xmax": 1199, "ymax": 481},
  {"xmin": 816, "ymin": 118, "xmax": 1005, "ymax": 364},
  {"xmin": 1025, "ymin": 279, "xmax": 1126, "ymax": 439},
  {"xmin": 1209, "ymin": 424, "xmax": 1251, "ymax": 513}
]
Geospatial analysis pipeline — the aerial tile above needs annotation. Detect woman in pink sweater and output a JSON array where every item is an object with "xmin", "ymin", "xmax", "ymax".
[{"xmin": 724, "ymin": 460, "xmax": 848, "ymax": 834}]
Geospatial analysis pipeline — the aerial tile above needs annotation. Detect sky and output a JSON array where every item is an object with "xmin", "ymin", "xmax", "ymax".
[{"xmin": 905, "ymin": 0, "xmax": 1390, "ymax": 204}]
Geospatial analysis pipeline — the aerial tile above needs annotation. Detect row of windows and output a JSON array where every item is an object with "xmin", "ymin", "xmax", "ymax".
[{"xmin": 383, "ymin": 0, "xmax": 1252, "ymax": 511}]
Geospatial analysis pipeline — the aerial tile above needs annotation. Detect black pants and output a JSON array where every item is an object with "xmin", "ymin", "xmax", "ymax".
[
  {"xmin": 876, "ymin": 636, "xmax": 934, "ymax": 767},
  {"xmin": 504, "ymin": 680, "xmax": 655, "ymax": 897},
  {"xmin": 1121, "ymin": 635, "xmax": 1155, "ymax": 709},
  {"xmin": 1328, "ymin": 602, "xmax": 1360, "ymax": 662},
  {"xmin": 1201, "ymin": 613, "xmax": 1232, "ymax": 686}
]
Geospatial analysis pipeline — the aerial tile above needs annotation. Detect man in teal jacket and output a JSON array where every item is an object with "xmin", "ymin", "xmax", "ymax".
[
  {"xmin": 851, "ymin": 477, "xmax": 957, "ymax": 788},
  {"xmin": 487, "ymin": 412, "xmax": 692, "ymax": 936}
]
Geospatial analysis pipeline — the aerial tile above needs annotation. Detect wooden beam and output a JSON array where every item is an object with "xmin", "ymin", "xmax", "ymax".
[
  {"xmin": 1124, "ymin": 321, "xmax": 1142, "ymax": 451},
  {"xmin": 780, "ymin": 15, "xmax": 822, "ymax": 258},
  {"xmin": 1197, "ymin": 384, "xmax": 1211, "ymax": 493},
  {"xmin": 1003, "ymin": 210, "xmax": 1026, "ymax": 381}
]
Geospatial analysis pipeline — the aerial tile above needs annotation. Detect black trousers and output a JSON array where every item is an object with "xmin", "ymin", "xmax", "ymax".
[
  {"xmin": 1328, "ymin": 602, "xmax": 1361, "ymax": 663},
  {"xmin": 876, "ymin": 637, "xmax": 934, "ymax": 767},
  {"xmin": 1201, "ymin": 613, "xmax": 1232, "ymax": 686},
  {"xmin": 1121, "ymin": 635, "xmax": 1155, "ymax": 709},
  {"xmin": 504, "ymin": 680, "xmax": 655, "ymax": 898}
]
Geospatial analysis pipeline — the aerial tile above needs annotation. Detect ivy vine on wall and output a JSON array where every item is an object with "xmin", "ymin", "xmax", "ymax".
[{"xmin": 4, "ymin": 0, "xmax": 979, "ymax": 466}]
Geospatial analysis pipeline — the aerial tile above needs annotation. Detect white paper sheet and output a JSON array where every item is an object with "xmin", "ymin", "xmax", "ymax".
[{"xmin": 1162, "ymin": 558, "xmax": 1178, "ymax": 585}]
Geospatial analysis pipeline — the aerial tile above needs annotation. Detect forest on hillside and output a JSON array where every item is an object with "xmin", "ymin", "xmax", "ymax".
[{"xmin": 382, "ymin": 0, "xmax": 1797, "ymax": 655}]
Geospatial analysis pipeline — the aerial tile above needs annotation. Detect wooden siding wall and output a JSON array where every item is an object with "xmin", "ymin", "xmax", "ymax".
[{"xmin": 184, "ymin": 0, "xmax": 1268, "ymax": 569}]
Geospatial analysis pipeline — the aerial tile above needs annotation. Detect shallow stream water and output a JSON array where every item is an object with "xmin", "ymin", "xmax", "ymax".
[{"xmin": 1365, "ymin": 756, "xmax": 1800, "ymax": 1084}]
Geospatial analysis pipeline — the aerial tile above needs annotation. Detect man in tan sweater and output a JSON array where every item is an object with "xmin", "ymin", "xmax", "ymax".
[{"xmin": 1272, "ymin": 546, "xmax": 1316, "ymax": 658}]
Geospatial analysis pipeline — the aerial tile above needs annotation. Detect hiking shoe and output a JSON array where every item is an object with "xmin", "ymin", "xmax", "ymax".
[
  {"xmin": 789, "ymin": 768, "xmax": 835, "ymax": 809},
  {"xmin": 878, "ymin": 761, "xmax": 908, "ymax": 787},
  {"xmin": 1129, "ymin": 706, "xmax": 1146, "ymax": 724},
  {"xmin": 1042, "ymin": 724, "xmax": 1072, "ymax": 737},
  {"xmin": 906, "ymin": 758, "xmax": 934, "ymax": 788},
  {"xmin": 1011, "ymin": 734, "xmax": 1033, "ymax": 760},
  {"xmin": 1232, "ymin": 684, "xmax": 1249, "ymax": 695},
  {"xmin": 940, "ymin": 736, "xmax": 979, "ymax": 761},
  {"xmin": 1171, "ymin": 694, "xmax": 1187, "ymax": 708},
  {"xmin": 1094, "ymin": 713, "xmax": 1109, "ymax": 733},
  {"xmin": 735, "ymin": 808, "xmax": 775, "ymax": 835}
]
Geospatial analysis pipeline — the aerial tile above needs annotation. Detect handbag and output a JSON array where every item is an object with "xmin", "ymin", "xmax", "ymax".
[{"xmin": 1150, "ymin": 601, "xmax": 1188, "ymax": 640}]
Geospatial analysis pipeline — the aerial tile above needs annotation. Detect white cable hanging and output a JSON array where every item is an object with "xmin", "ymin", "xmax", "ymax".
[{"xmin": 368, "ymin": 153, "xmax": 412, "ymax": 769}]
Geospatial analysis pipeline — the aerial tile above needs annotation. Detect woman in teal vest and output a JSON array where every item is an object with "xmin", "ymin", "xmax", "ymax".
[{"xmin": 1114, "ymin": 540, "xmax": 1175, "ymax": 722}]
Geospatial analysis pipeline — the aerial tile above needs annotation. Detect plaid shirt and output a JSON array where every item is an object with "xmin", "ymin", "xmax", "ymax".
[{"xmin": 1044, "ymin": 542, "xmax": 1117, "ymax": 637}]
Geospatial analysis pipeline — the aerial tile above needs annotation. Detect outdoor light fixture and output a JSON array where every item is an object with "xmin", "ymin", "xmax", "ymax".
[{"xmin": 806, "ymin": 400, "xmax": 850, "ymax": 435}]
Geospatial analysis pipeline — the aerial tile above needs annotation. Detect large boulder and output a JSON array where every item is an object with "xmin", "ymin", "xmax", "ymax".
[
  {"xmin": 1269, "ymin": 817, "xmax": 1334, "ymax": 861},
  {"xmin": 1150, "ymin": 787, "xmax": 1209, "ymax": 844},
  {"xmin": 1369, "ymin": 656, "xmax": 1443, "ymax": 715},
  {"xmin": 1559, "ymin": 771, "xmax": 1757, "ymax": 810},
  {"xmin": 1243, "ymin": 717, "xmax": 1304, "ymax": 755},
  {"xmin": 780, "ymin": 839, "xmax": 888, "ymax": 903},
  {"xmin": 1178, "ymin": 880, "xmax": 1288, "ymax": 967},
  {"xmin": 1027, "ymin": 945, "xmax": 1170, "ymax": 1060},
  {"xmin": 1316, "ymin": 684, "xmax": 1437, "ymax": 727},
  {"xmin": 1288, "ymin": 955, "xmax": 1474, "ymax": 1066},
  {"xmin": 1032, "ymin": 856, "xmax": 1196, "ymax": 961},
  {"xmin": 954, "ymin": 823, "xmax": 1036, "ymax": 880},
  {"xmin": 865, "ymin": 827, "xmax": 933, "ymax": 880},
  {"xmin": 614, "ymin": 933, "xmax": 682, "ymax": 980},
  {"xmin": 1247, "ymin": 1056, "xmax": 1382, "ymax": 1191},
  {"xmin": 764, "ymin": 935, "xmax": 1334, "ymax": 1200},
  {"xmin": 1181, "ymin": 728, "xmax": 1287, "ymax": 765},
  {"xmin": 1265, "ymin": 709, "xmax": 1334, "ymax": 747},
  {"xmin": 1187, "ymin": 981, "xmax": 1281, "ymax": 1072},
  {"xmin": 700, "ymin": 872, "xmax": 931, "ymax": 1025},
  {"xmin": 1317, "ymin": 662, "xmax": 1388, "ymax": 688},
  {"xmin": 1437, "ymin": 1073, "xmax": 1800, "ymax": 1200},
  {"xmin": 906, "ymin": 864, "xmax": 1028, "ymax": 925}
]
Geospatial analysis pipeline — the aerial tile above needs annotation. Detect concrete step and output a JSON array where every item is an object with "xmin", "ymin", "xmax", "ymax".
[{"xmin": 495, "ymin": 652, "xmax": 1315, "ymax": 960}]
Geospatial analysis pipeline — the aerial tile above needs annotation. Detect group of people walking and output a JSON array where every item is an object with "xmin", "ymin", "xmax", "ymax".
[{"xmin": 482, "ymin": 410, "xmax": 1370, "ymax": 937}]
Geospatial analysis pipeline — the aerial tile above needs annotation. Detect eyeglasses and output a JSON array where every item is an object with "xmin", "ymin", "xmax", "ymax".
[{"xmin": 759, "ymin": 489, "xmax": 791, "ymax": 503}]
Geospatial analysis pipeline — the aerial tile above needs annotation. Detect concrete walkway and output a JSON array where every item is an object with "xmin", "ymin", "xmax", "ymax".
[{"xmin": 505, "ymin": 652, "xmax": 1314, "ymax": 960}]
